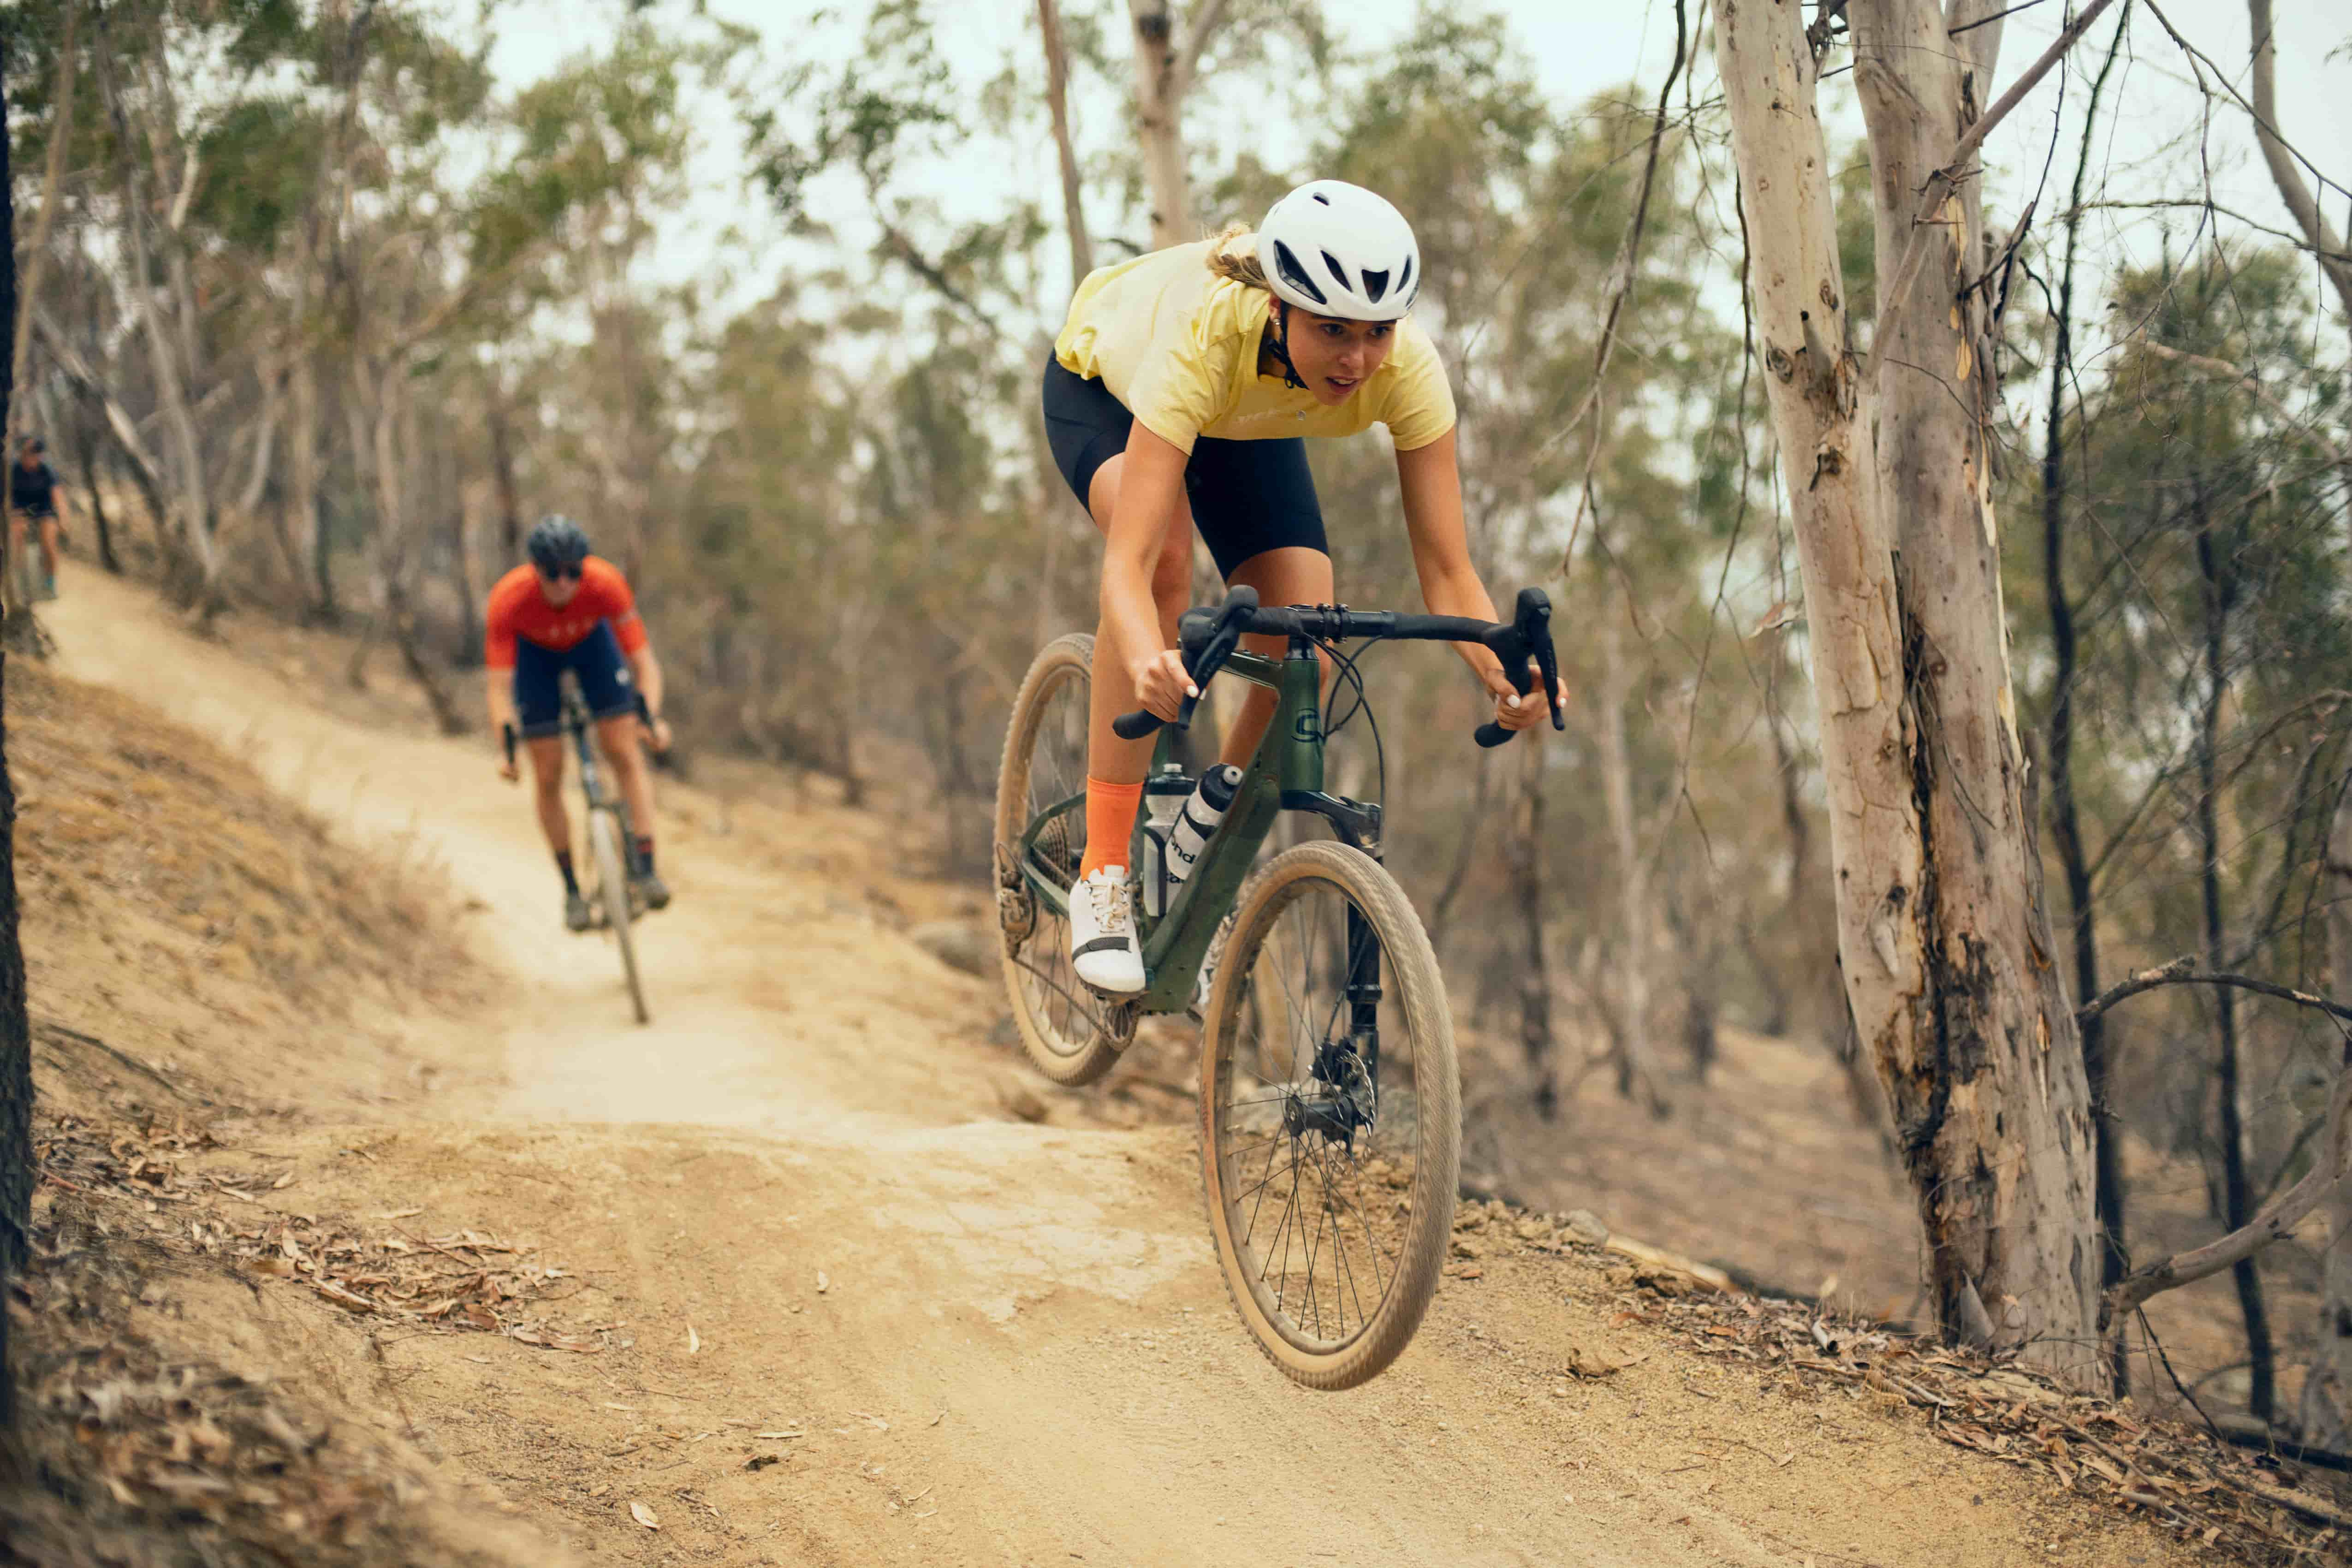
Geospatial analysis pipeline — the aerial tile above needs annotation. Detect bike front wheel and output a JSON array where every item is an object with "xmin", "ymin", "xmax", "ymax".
[
  {"xmin": 993, "ymin": 632, "xmax": 1128, "ymax": 1086},
  {"xmin": 589, "ymin": 808, "xmax": 649, "ymax": 1025},
  {"xmin": 1199, "ymin": 841, "xmax": 1459, "ymax": 1390}
]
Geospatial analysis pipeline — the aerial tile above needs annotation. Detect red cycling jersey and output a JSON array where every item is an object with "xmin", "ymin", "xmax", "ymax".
[{"xmin": 484, "ymin": 556, "xmax": 649, "ymax": 671}]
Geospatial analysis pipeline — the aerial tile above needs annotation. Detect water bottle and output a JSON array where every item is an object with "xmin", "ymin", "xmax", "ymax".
[
  {"xmin": 1164, "ymin": 765, "xmax": 1241, "ymax": 888},
  {"xmin": 1139, "ymin": 767, "xmax": 1191, "ymax": 917}
]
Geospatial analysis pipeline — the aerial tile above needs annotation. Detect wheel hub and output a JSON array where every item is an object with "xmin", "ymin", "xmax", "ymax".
[{"xmin": 1283, "ymin": 1040, "xmax": 1377, "ymax": 1148}]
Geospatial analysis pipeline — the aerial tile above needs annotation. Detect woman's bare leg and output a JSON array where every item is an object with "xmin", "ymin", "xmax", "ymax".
[{"xmin": 1083, "ymin": 451, "xmax": 1198, "ymax": 787}]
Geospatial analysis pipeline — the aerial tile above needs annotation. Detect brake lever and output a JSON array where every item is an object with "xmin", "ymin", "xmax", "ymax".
[
  {"xmin": 1113, "ymin": 587, "xmax": 1259, "ymax": 739},
  {"xmin": 1473, "ymin": 588, "xmax": 1559, "ymax": 748}
]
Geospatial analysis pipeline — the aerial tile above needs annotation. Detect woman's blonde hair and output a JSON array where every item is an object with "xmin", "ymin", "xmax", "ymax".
[{"xmin": 1204, "ymin": 222, "xmax": 1268, "ymax": 290}]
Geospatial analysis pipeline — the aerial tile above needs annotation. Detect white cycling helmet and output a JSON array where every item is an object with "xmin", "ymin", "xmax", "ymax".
[{"xmin": 1255, "ymin": 180, "xmax": 1422, "ymax": 321}]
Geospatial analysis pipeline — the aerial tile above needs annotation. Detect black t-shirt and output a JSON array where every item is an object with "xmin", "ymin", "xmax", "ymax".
[{"xmin": 10, "ymin": 461, "xmax": 57, "ymax": 517}]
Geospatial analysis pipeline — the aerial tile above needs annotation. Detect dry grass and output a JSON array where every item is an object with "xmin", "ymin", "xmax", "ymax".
[
  {"xmin": 12, "ymin": 657, "xmax": 474, "ymax": 1014},
  {"xmin": 11, "ymin": 658, "xmax": 488, "ymax": 1120}
]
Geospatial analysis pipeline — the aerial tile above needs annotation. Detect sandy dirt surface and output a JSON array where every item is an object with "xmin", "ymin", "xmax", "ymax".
[{"xmin": 40, "ymin": 571, "xmax": 2198, "ymax": 1567}]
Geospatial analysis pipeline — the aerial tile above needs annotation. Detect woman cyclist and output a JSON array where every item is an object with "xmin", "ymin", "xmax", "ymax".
[{"xmin": 1043, "ymin": 179, "xmax": 1566, "ymax": 993}]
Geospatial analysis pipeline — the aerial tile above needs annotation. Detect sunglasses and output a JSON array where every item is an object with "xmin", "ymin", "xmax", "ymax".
[{"xmin": 537, "ymin": 564, "xmax": 583, "ymax": 583}]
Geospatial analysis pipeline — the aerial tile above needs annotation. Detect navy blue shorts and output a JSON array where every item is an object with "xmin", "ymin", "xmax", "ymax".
[
  {"xmin": 512, "ymin": 621, "xmax": 637, "ymax": 739},
  {"xmin": 1041, "ymin": 356, "xmax": 1327, "ymax": 579}
]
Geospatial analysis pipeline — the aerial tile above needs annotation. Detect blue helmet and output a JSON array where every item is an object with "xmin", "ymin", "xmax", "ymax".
[{"xmin": 526, "ymin": 514, "xmax": 590, "ymax": 574}]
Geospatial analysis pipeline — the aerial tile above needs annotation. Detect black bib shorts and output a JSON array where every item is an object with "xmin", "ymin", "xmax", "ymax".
[{"xmin": 1040, "ymin": 356, "xmax": 1328, "ymax": 580}]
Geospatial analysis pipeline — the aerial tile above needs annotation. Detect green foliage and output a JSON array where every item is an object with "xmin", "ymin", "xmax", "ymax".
[
  {"xmin": 748, "ymin": 0, "xmax": 957, "ymax": 217},
  {"xmin": 192, "ymin": 97, "xmax": 320, "ymax": 251}
]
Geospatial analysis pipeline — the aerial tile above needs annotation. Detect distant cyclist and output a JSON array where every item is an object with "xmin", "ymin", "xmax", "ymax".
[
  {"xmin": 1043, "ymin": 179, "xmax": 1566, "ymax": 992},
  {"xmin": 9, "ymin": 436, "xmax": 71, "ymax": 601},
  {"xmin": 485, "ymin": 516, "xmax": 674, "ymax": 929}
]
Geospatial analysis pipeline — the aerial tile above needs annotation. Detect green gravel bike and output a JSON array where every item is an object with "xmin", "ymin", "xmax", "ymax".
[{"xmin": 992, "ymin": 586, "xmax": 1561, "ymax": 1389}]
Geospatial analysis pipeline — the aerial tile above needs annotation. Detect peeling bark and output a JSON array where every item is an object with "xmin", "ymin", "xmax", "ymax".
[{"xmin": 1717, "ymin": 0, "xmax": 2102, "ymax": 1384}]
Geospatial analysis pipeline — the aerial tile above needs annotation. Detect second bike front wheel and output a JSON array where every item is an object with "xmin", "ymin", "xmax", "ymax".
[
  {"xmin": 589, "ymin": 808, "xmax": 649, "ymax": 1025},
  {"xmin": 1198, "ymin": 840, "xmax": 1459, "ymax": 1390}
]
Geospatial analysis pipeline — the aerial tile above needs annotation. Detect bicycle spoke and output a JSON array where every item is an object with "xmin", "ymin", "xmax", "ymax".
[{"xmin": 1208, "ymin": 852, "xmax": 1452, "ymax": 1378}]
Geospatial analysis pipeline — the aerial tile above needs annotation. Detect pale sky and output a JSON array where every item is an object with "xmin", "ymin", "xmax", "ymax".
[{"xmin": 476, "ymin": 0, "xmax": 2352, "ymax": 333}]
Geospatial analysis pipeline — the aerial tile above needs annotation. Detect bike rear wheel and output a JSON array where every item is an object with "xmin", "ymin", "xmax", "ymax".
[
  {"xmin": 589, "ymin": 808, "xmax": 649, "ymax": 1025},
  {"xmin": 1199, "ymin": 840, "xmax": 1459, "ymax": 1390},
  {"xmin": 993, "ymin": 632, "xmax": 1128, "ymax": 1086}
]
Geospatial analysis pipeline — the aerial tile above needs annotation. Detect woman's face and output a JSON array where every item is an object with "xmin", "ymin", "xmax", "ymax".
[{"xmin": 1281, "ymin": 309, "xmax": 1397, "ymax": 406}]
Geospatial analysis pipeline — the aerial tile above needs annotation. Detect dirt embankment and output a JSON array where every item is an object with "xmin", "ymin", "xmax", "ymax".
[
  {"xmin": 3, "ymin": 569, "xmax": 2314, "ymax": 1566},
  {"xmin": 6, "ymin": 654, "xmax": 549, "ymax": 1567}
]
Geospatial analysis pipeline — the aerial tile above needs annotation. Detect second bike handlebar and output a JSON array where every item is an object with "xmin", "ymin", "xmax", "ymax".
[{"xmin": 1112, "ymin": 585, "xmax": 1564, "ymax": 749}]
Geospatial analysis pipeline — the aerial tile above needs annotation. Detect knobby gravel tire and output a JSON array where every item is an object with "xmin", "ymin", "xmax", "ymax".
[
  {"xmin": 1197, "ymin": 841, "xmax": 1460, "ymax": 1390},
  {"xmin": 590, "ymin": 808, "xmax": 649, "ymax": 1025},
  {"xmin": 994, "ymin": 632, "xmax": 1125, "ymax": 1086}
]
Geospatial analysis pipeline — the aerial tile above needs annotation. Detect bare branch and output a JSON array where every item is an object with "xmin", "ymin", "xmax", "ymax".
[
  {"xmin": 2131, "ymin": 341, "xmax": 2350, "ymax": 472},
  {"xmin": 2239, "ymin": 0, "xmax": 2352, "ymax": 327},
  {"xmin": 1557, "ymin": 0, "xmax": 1693, "ymax": 572},
  {"xmin": 1866, "ymin": 0, "xmax": 2117, "ymax": 382},
  {"xmin": 2074, "ymin": 955, "xmax": 2352, "ymax": 1026},
  {"xmin": 1172, "ymin": 0, "xmax": 1235, "ymax": 100},
  {"xmin": 31, "ymin": 308, "xmax": 169, "ymax": 506},
  {"xmin": 2064, "ymin": 198, "xmax": 2352, "ymax": 265},
  {"xmin": 2105, "ymin": 1070, "xmax": 2352, "ymax": 1324}
]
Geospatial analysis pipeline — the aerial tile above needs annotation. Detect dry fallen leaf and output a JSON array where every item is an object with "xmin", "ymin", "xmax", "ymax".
[
  {"xmin": 688, "ymin": 1324, "xmax": 701, "ymax": 1355},
  {"xmin": 630, "ymin": 1501, "xmax": 659, "ymax": 1530}
]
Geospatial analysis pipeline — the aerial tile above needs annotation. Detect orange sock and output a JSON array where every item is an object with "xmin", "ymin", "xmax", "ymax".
[{"xmin": 1079, "ymin": 777, "xmax": 1144, "ymax": 880}]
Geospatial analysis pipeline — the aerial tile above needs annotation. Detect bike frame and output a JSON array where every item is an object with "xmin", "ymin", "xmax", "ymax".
[
  {"xmin": 1015, "ymin": 634, "xmax": 1385, "ymax": 1021},
  {"xmin": 558, "ymin": 682, "xmax": 637, "ymax": 866}
]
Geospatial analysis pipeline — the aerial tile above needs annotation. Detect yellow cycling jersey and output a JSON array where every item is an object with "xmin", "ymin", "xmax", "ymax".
[{"xmin": 1052, "ymin": 240, "xmax": 1456, "ymax": 456}]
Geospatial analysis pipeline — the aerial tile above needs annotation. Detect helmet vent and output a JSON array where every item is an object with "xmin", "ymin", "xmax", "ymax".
[
  {"xmin": 1361, "ymin": 268, "xmax": 1389, "ymax": 303},
  {"xmin": 1271, "ymin": 240, "xmax": 1329, "ymax": 306},
  {"xmin": 1320, "ymin": 250, "xmax": 1352, "ymax": 291},
  {"xmin": 1311, "ymin": 191, "xmax": 1331, "ymax": 205},
  {"xmin": 1397, "ymin": 256, "xmax": 1415, "ymax": 297}
]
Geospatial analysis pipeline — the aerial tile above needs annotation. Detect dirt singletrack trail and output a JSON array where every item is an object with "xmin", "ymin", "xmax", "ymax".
[{"xmin": 40, "ymin": 573, "xmax": 2192, "ymax": 1568}]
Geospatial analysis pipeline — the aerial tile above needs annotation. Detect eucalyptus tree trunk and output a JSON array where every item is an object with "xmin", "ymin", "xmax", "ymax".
[
  {"xmin": 2318, "ymin": 780, "xmax": 2352, "ymax": 1445},
  {"xmin": 7, "ymin": 0, "xmax": 77, "ymax": 455},
  {"xmin": 1037, "ymin": 0, "xmax": 1093, "ymax": 284},
  {"xmin": 1126, "ymin": 0, "xmax": 1233, "ymax": 247},
  {"xmin": 2043, "ymin": 8, "xmax": 2130, "ymax": 1395},
  {"xmin": 91, "ymin": 6, "xmax": 215, "ymax": 597},
  {"xmin": 286, "ymin": 0, "xmax": 375, "ymax": 624},
  {"xmin": 2246, "ymin": 0, "xmax": 2352, "ymax": 1445},
  {"xmin": 0, "ymin": 24, "xmax": 32, "ymax": 1425},
  {"xmin": 1505, "ymin": 733, "xmax": 1556, "ymax": 1119},
  {"xmin": 1714, "ymin": 0, "xmax": 2102, "ymax": 1384},
  {"xmin": 286, "ymin": 355, "xmax": 333, "ymax": 618},
  {"xmin": 1127, "ymin": 0, "xmax": 1191, "ymax": 247},
  {"xmin": 1596, "ymin": 609, "xmax": 1662, "ymax": 1111},
  {"xmin": 2192, "ymin": 502, "xmax": 2275, "ymax": 1422}
]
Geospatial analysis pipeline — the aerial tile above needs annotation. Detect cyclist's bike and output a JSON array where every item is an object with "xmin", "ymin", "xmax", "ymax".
[
  {"xmin": 506, "ymin": 677, "xmax": 654, "ymax": 1025},
  {"xmin": 993, "ymin": 586, "xmax": 1561, "ymax": 1388}
]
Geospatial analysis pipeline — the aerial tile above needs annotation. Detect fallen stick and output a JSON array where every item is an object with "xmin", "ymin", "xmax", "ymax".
[{"xmin": 1604, "ymin": 1234, "xmax": 1736, "ymax": 1295}]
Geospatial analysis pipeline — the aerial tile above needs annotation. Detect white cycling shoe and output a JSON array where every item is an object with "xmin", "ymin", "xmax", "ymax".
[{"xmin": 1070, "ymin": 865, "xmax": 1146, "ymax": 994}]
